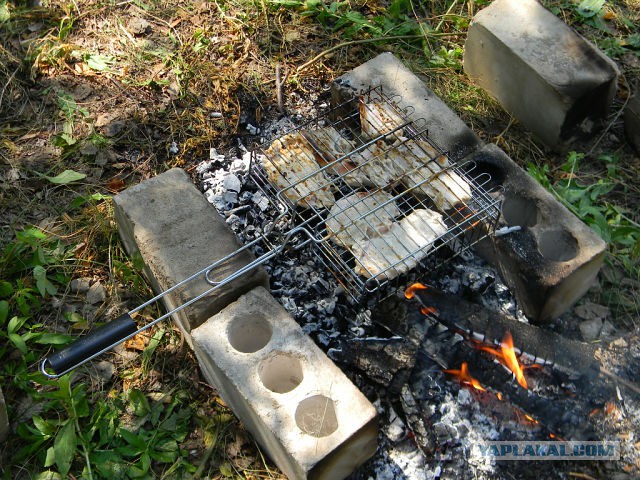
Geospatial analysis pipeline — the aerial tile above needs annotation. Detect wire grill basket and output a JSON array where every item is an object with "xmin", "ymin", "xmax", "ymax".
[{"xmin": 250, "ymin": 86, "xmax": 502, "ymax": 301}]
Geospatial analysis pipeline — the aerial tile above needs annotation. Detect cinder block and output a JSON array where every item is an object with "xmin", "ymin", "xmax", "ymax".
[
  {"xmin": 192, "ymin": 286, "xmax": 378, "ymax": 480},
  {"xmin": 113, "ymin": 168, "xmax": 269, "ymax": 342},
  {"xmin": 469, "ymin": 144, "xmax": 606, "ymax": 322},
  {"xmin": 332, "ymin": 52, "xmax": 482, "ymax": 161},
  {"xmin": 464, "ymin": 0, "xmax": 619, "ymax": 148},
  {"xmin": 624, "ymin": 94, "xmax": 640, "ymax": 154}
]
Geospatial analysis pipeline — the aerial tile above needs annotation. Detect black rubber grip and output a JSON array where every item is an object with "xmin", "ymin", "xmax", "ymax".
[{"xmin": 46, "ymin": 314, "xmax": 138, "ymax": 375}]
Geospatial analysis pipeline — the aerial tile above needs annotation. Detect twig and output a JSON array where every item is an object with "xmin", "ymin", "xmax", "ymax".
[
  {"xmin": 295, "ymin": 34, "xmax": 450, "ymax": 74},
  {"xmin": 275, "ymin": 63, "xmax": 284, "ymax": 114},
  {"xmin": 587, "ymin": 73, "xmax": 630, "ymax": 156},
  {"xmin": 435, "ymin": 0, "xmax": 459, "ymax": 33}
]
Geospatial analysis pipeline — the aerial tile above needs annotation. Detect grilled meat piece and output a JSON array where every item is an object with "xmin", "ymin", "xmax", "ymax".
[
  {"xmin": 352, "ymin": 208, "xmax": 448, "ymax": 280},
  {"xmin": 325, "ymin": 191, "xmax": 400, "ymax": 247},
  {"xmin": 359, "ymin": 98, "xmax": 406, "ymax": 139},
  {"xmin": 388, "ymin": 138, "xmax": 472, "ymax": 211},
  {"xmin": 262, "ymin": 132, "xmax": 335, "ymax": 210}
]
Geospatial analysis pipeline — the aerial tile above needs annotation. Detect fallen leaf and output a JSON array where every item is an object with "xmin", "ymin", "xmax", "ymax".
[{"xmin": 106, "ymin": 178, "xmax": 126, "ymax": 192}]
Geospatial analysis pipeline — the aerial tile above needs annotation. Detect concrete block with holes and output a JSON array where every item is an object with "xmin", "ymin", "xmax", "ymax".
[
  {"xmin": 624, "ymin": 94, "xmax": 640, "ymax": 154},
  {"xmin": 469, "ymin": 144, "xmax": 606, "ymax": 322},
  {"xmin": 331, "ymin": 52, "xmax": 482, "ymax": 161},
  {"xmin": 113, "ymin": 168, "xmax": 269, "ymax": 343},
  {"xmin": 464, "ymin": 0, "xmax": 619, "ymax": 148},
  {"xmin": 192, "ymin": 286, "xmax": 378, "ymax": 480}
]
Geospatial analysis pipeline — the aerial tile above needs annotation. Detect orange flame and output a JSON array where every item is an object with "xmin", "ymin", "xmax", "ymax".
[
  {"xmin": 477, "ymin": 332, "xmax": 528, "ymax": 389},
  {"xmin": 404, "ymin": 283, "xmax": 428, "ymax": 299},
  {"xmin": 443, "ymin": 362, "xmax": 486, "ymax": 392}
]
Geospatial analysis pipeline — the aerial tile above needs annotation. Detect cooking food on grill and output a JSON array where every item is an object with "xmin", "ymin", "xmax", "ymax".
[
  {"xmin": 325, "ymin": 191, "xmax": 400, "ymax": 247},
  {"xmin": 359, "ymin": 97, "xmax": 406, "ymax": 139},
  {"xmin": 301, "ymin": 127, "xmax": 370, "ymax": 187},
  {"xmin": 351, "ymin": 208, "xmax": 448, "ymax": 279},
  {"xmin": 346, "ymin": 141, "xmax": 397, "ymax": 189},
  {"xmin": 262, "ymin": 132, "xmax": 335, "ymax": 210},
  {"xmin": 386, "ymin": 138, "xmax": 472, "ymax": 211}
]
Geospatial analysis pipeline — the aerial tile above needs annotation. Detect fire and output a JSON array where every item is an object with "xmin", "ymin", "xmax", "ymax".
[
  {"xmin": 404, "ymin": 283, "xmax": 428, "ymax": 299},
  {"xmin": 476, "ymin": 331, "xmax": 528, "ymax": 389},
  {"xmin": 443, "ymin": 362, "xmax": 486, "ymax": 392}
]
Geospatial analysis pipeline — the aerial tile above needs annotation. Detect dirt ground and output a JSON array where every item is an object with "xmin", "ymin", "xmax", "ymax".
[{"xmin": 1, "ymin": 0, "xmax": 639, "ymax": 478}]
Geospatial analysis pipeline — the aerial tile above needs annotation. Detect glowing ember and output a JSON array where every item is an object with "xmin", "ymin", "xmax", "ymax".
[
  {"xmin": 444, "ymin": 362, "xmax": 486, "ymax": 392},
  {"xmin": 420, "ymin": 306, "xmax": 438, "ymax": 316},
  {"xmin": 404, "ymin": 282, "xmax": 428, "ymax": 299},
  {"xmin": 476, "ymin": 331, "xmax": 529, "ymax": 389}
]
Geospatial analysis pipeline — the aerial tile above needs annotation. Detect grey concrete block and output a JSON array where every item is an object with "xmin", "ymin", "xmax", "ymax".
[
  {"xmin": 624, "ymin": 94, "xmax": 640, "ymax": 154},
  {"xmin": 0, "ymin": 386, "xmax": 8, "ymax": 443},
  {"xmin": 470, "ymin": 144, "xmax": 606, "ymax": 322},
  {"xmin": 332, "ymin": 52, "xmax": 482, "ymax": 161},
  {"xmin": 113, "ymin": 168, "xmax": 269, "ymax": 341},
  {"xmin": 192, "ymin": 287, "xmax": 378, "ymax": 480},
  {"xmin": 464, "ymin": 0, "xmax": 619, "ymax": 148}
]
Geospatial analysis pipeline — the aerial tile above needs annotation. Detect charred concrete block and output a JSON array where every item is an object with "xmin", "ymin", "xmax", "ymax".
[
  {"xmin": 113, "ymin": 168, "xmax": 269, "ymax": 342},
  {"xmin": 470, "ymin": 144, "xmax": 606, "ymax": 322},
  {"xmin": 192, "ymin": 286, "xmax": 378, "ymax": 480},
  {"xmin": 332, "ymin": 52, "xmax": 482, "ymax": 161},
  {"xmin": 624, "ymin": 94, "xmax": 640, "ymax": 154},
  {"xmin": 464, "ymin": 0, "xmax": 619, "ymax": 148}
]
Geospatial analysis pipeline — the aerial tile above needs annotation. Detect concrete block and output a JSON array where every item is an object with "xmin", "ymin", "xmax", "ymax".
[
  {"xmin": 624, "ymin": 94, "xmax": 640, "ymax": 154},
  {"xmin": 464, "ymin": 0, "xmax": 619, "ymax": 148},
  {"xmin": 113, "ymin": 168, "xmax": 269, "ymax": 341},
  {"xmin": 0, "ymin": 386, "xmax": 8, "ymax": 443},
  {"xmin": 469, "ymin": 144, "xmax": 606, "ymax": 322},
  {"xmin": 192, "ymin": 286, "xmax": 378, "ymax": 480},
  {"xmin": 332, "ymin": 52, "xmax": 482, "ymax": 161}
]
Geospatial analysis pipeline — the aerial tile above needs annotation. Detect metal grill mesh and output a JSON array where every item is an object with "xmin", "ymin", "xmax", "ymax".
[{"xmin": 249, "ymin": 86, "xmax": 501, "ymax": 302}]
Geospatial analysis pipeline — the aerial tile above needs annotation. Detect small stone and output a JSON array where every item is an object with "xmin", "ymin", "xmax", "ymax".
[
  {"xmin": 579, "ymin": 318, "xmax": 603, "ymax": 342},
  {"xmin": 70, "ymin": 277, "xmax": 92, "ymax": 294},
  {"xmin": 86, "ymin": 281, "xmax": 107, "ymax": 305},
  {"xmin": 575, "ymin": 302, "xmax": 610, "ymax": 321},
  {"xmin": 92, "ymin": 360, "xmax": 115, "ymax": 381},
  {"xmin": 127, "ymin": 17, "xmax": 150, "ymax": 36},
  {"xmin": 600, "ymin": 320, "xmax": 616, "ymax": 339}
]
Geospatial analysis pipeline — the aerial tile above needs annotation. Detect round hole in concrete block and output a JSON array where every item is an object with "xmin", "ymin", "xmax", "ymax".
[
  {"xmin": 501, "ymin": 193, "xmax": 540, "ymax": 227},
  {"xmin": 258, "ymin": 352, "xmax": 303, "ymax": 393},
  {"xmin": 227, "ymin": 315, "xmax": 272, "ymax": 353},
  {"xmin": 295, "ymin": 394, "xmax": 338, "ymax": 438},
  {"xmin": 537, "ymin": 228, "xmax": 578, "ymax": 262}
]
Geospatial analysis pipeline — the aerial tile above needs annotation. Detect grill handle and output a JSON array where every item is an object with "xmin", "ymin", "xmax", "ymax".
[{"xmin": 41, "ymin": 314, "xmax": 138, "ymax": 378}]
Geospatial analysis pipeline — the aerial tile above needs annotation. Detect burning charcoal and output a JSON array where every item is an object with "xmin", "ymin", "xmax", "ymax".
[
  {"xmin": 398, "ymin": 384, "xmax": 436, "ymax": 454},
  {"xmin": 432, "ymin": 422, "xmax": 458, "ymax": 446},
  {"xmin": 385, "ymin": 407, "xmax": 408, "ymax": 442},
  {"xmin": 251, "ymin": 191, "xmax": 270, "ymax": 212},
  {"xmin": 209, "ymin": 148, "xmax": 225, "ymax": 162},
  {"xmin": 330, "ymin": 337, "xmax": 417, "ymax": 394},
  {"xmin": 223, "ymin": 174, "xmax": 241, "ymax": 193}
]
